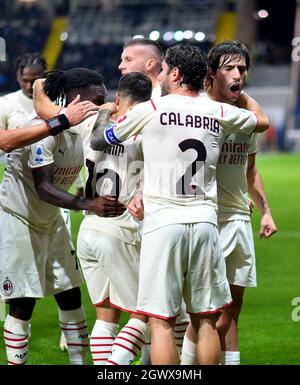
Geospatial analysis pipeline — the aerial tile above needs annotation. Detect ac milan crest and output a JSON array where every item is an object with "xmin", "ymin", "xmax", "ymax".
[{"xmin": 3, "ymin": 278, "xmax": 13, "ymax": 295}]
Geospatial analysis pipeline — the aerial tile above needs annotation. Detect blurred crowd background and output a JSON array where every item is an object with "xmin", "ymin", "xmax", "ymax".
[{"xmin": 0, "ymin": 0, "xmax": 299, "ymax": 152}]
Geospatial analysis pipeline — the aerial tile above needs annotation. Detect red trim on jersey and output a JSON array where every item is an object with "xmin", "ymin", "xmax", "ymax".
[
  {"xmin": 117, "ymin": 115, "xmax": 127, "ymax": 124},
  {"xmin": 150, "ymin": 99, "xmax": 157, "ymax": 111},
  {"xmin": 136, "ymin": 310, "xmax": 178, "ymax": 320},
  {"xmin": 220, "ymin": 104, "xmax": 224, "ymax": 117},
  {"xmin": 187, "ymin": 301, "xmax": 233, "ymax": 316}
]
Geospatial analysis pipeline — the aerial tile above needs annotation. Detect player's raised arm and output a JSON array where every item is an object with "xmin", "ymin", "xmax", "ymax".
[
  {"xmin": 236, "ymin": 92, "xmax": 269, "ymax": 133},
  {"xmin": 33, "ymin": 78, "xmax": 61, "ymax": 119},
  {"xmin": 91, "ymin": 99, "xmax": 155, "ymax": 151},
  {"xmin": 0, "ymin": 98, "xmax": 98, "ymax": 153}
]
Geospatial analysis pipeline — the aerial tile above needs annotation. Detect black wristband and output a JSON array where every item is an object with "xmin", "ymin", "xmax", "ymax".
[{"xmin": 46, "ymin": 114, "xmax": 70, "ymax": 136}]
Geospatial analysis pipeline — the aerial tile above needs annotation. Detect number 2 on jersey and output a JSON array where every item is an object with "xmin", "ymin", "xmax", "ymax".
[{"xmin": 176, "ymin": 139, "xmax": 207, "ymax": 196}]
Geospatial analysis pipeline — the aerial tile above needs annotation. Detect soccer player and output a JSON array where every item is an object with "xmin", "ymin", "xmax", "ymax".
[
  {"xmin": 77, "ymin": 72, "xmax": 152, "ymax": 365},
  {"xmin": 0, "ymin": 68, "xmax": 125, "ymax": 365},
  {"xmin": 0, "ymin": 53, "xmax": 94, "ymax": 351},
  {"xmin": 119, "ymin": 38, "xmax": 163, "ymax": 98},
  {"xmin": 181, "ymin": 41, "xmax": 277, "ymax": 365},
  {"xmin": 90, "ymin": 43, "xmax": 269, "ymax": 364}
]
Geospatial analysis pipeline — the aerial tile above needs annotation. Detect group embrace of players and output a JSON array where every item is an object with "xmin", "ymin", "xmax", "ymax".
[{"xmin": 0, "ymin": 38, "xmax": 277, "ymax": 366}]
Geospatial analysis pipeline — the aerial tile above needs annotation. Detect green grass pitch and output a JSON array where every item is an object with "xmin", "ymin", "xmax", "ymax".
[{"xmin": 0, "ymin": 153, "xmax": 299, "ymax": 365}]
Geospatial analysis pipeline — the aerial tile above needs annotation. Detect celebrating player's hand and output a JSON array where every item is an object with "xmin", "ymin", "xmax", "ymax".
[
  {"xmin": 89, "ymin": 195, "xmax": 126, "ymax": 217},
  {"xmin": 65, "ymin": 95, "xmax": 99, "ymax": 126},
  {"xmin": 259, "ymin": 212, "xmax": 277, "ymax": 239},
  {"xmin": 128, "ymin": 193, "xmax": 144, "ymax": 221}
]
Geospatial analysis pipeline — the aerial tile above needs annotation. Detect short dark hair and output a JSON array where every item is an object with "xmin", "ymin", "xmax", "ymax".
[
  {"xmin": 207, "ymin": 40, "xmax": 251, "ymax": 74},
  {"xmin": 124, "ymin": 38, "xmax": 163, "ymax": 59},
  {"xmin": 117, "ymin": 72, "xmax": 152, "ymax": 103},
  {"xmin": 164, "ymin": 44, "xmax": 207, "ymax": 93},
  {"xmin": 15, "ymin": 53, "xmax": 47, "ymax": 74},
  {"xmin": 44, "ymin": 67, "xmax": 105, "ymax": 105}
]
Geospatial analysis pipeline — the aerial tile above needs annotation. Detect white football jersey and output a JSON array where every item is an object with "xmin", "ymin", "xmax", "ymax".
[
  {"xmin": 200, "ymin": 92, "xmax": 257, "ymax": 222},
  {"xmin": 102, "ymin": 94, "xmax": 257, "ymax": 233},
  {"xmin": 0, "ymin": 118, "xmax": 84, "ymax": 233},
  {"xmin": 217, "ymin": 133, "xmax": 257, "ymax": 222},
  {"xmin": 83, "ymin": 131, "xmax": 143, "ymax": 242},
  {"xmin": 0, "ymin": 90, "xmax": 35, "ymax": 129}
]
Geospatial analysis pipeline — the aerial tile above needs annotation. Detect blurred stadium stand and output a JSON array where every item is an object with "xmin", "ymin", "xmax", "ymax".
[{"xmin": 0, "ymin": 0, "xmax": 298, "ymax": 151}]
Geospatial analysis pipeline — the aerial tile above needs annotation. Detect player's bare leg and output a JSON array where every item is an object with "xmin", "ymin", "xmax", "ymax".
[
  {"xmin": 217, "ymin": 285, "xmax": 244, "ymax": 364},
  {"xmin": 107, "ymin": 313, "xmax": 148, "ymax": 365},
  {"xmin": 190, "ymin": 313, "xmax": 221, "ymax": 365},
  {"xmin": 149, "ymin": 316, "xmax": 179, "ymax": 365}
]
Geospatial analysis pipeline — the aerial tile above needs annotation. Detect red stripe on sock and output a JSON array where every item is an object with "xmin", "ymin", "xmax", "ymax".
[
  {"xmin": 90, "ymin": 337, "xmax": 114, "ymax": 340},
  {"xmin": 59, "ymin": 320, "xmax": 86, "ymax": 326},
  {"xmin": 93, "ymin": 358, "xmax": 108, "ymax": 361},
  {"xmin": 67, "ymin": 343, "xmax": 88, "ymax": 347},
  {"xmin": 113, "ymin": 342, "xmax": 137, "ymax": 356},
  {"xmin": 60, "ymin": 326, "xmax": 87, "ymax": 331},
  {"xmin": 106, "ymin": 360, "xmax": 119, "ymax": 365},
  {"xmin": 90, "ymin": 343, "xmax": 113, "ymax": 347},
  {"xmin": 5, "ymin": 343, "xmax": 28, "ymax": 349},
  {"xmin": 124, "ymin": 326, "xmax": 143, "ymax": 335},
  {"xmin": 120, "ymin": 330, "xmax": 144, "ymax": 344},
  {"xmin": 116, "ymin": 336, "xmax": 142, "ymax": 350},
  {"xmin": 4, "ymin": 336, "xmax": 28, "ymax": 342},
  {"xmin": 90, "ymin": 350, "xmax": 112, "ymax": 354}
]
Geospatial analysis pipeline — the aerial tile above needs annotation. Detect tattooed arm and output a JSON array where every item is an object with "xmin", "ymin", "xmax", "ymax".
[
  {"xmin": 247, "ymin": 153, "xmax": 277, "ymax": 238},
  {"xmin": 90, "ymin": 103, "xmax": 117, "ymax": 151}
]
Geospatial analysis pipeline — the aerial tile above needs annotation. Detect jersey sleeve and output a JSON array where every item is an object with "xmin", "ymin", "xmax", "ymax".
[
  {"xmin": 220, "ymin": 103, "xmax": 257, "ymax": 136},
  {"xmin": 103, "ymin": 99, "xmax": 156, "ymax": 146},
  {"xmin": 28, "ymin": 135, "xmax": 57, "ymax": 169}
]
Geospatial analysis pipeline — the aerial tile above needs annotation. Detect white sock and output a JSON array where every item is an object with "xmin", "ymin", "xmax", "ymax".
[
  {"xmin": 175, "ymin": 320, "xmax": 189, "ymax": 356},
  {"xmin": 221, "ymin": 351, "xmax": 240, "ymax": 365},
  {"xmin": 181, "ymin": 335, "xmax": 197, "ymax": 365},
  {"xmin": 107, "ymin": 318, "xmax": 148, "ymax": 365},
  {"xmin": 90, "ymin": 320, "xmax": 118, "ymax": 365},
  {"xmin": 141, "ymin": 323, "xmax": 151, "ymax": 365},
  {"xmin": 4, "ymin": 315, "xmax": 30, "ymax": 365},
  {"xmin": 58, "ymin": 306, "xmax": 89, "ymax": 365}
]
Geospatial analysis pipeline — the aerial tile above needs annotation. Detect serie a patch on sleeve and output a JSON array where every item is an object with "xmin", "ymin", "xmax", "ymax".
[
  {"xmin": 104, "ymin": 122, "xmax": 122, "ymax": 145},
  {"xmin": 34, "ymin": 145, "xmax": 44, "ymax": 164}
]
